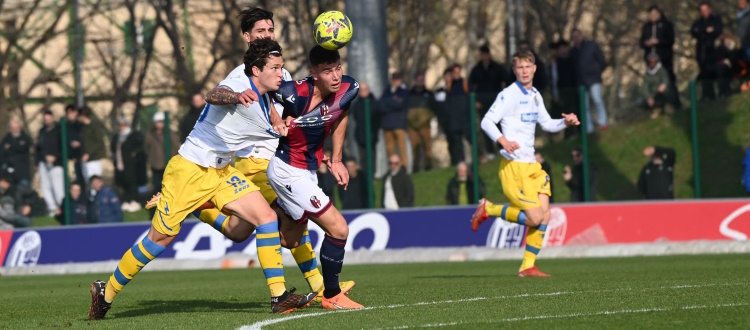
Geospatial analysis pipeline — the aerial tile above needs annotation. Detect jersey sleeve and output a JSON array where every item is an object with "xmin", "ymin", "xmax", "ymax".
[
  {"xmin": 339, "ymin": 76, "xmax": 360, "ymax": 111},
  {"xmin": 537, "ymin": 96, "xmax": 566, "ymax": 133},
  {"xmin": 217, "ymin": 76, "xmax": 248, "ymax": 93},
  {"xmin": 481, "ymin": 91, "xmax": 512, "ymax": 142},
  {"xmin": 274, "ymin": 81, "xmax": 303, "ymax": 117}
]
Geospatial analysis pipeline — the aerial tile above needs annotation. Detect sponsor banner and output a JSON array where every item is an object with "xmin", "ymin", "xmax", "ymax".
[{"xmin": 1, "ymin": 199, "xmax": 749, "ymax": 267}]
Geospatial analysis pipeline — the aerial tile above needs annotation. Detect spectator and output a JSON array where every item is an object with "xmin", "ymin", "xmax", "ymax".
[
  {"xmin": 338, "ymin": 158, "xmax": 368, "ymax": 210},
  {"xmin": 716, "ymin": 33, "xmax": 745, "ymax": 90},
  {"xmin": 88, "ymin": 175, "xmax": 123, "ymax": 223},
  {"xmin": 381, "ymin": 154, "xmax": 414, "ymax": 209},
  {"xmin": 743, "ymin": 145, "xmax": 750, "ymax": 193},
  {"xmin": 144, "ymin": 112, "xmax": 180, "ymax": 196},
  {"xmin": 444, "ymin": 65, "xmax": 472, "ymax": 165},
  {"xmin": 1, "ymin": 119, "xmax": 33, "ymax": 186},
  {"xmin": 571, "ymin": 28, "xmax": 608, "ymax": 132},
  {"xmin": 447, "ymin": 63, "xmax": 469, "ymax": 95},
  {"xmin": 446, "ymin": 162, "xmax": 485, "ymax": 205},
  {"xmin": 64, "ymin": 105, "xmax": 87, "ymax": 186},
  {"xmin": 407, "ymin": 73, "xmax": 434, "ymax": 172},
  {"xmin": 316, "ymin": 150, "xmax": 337, "ymax": 199},
  {"xmin": 564, "ymin": 146, "xmax": 597, "ymax": 202},
  {"xmin": 691, "ymin": 2, "xmax": 724, "ymax": 100},
  {"xmin": 535, "ymin": 151, "xmax": 554, "ymax": 203},
  {"xmin": 55, "ymin": 183, "xmax": 89, "ymax": 225},
  {"xmin": 0, "ymin": 173, "xmax": 34, "ymax": 228},
  {"xmin": 739, "ymin": 0, "xmax": 750, "ymax": 62},
  {"xmin": 640, "ymin": 5, "xmax": 680, "ymax": 109},
  {"xmin": 36, "ymin": 110, "xmax": 64, "ymax": 216},
  {"xmin": 517, "ymin": 40, "xmax": 548, "ymax": 93},
  {"xmin": 179, "ymin": 92, "xmax": 206, "ymax": 143},
  {"xmin": 555, "ymin": 40, "xmax": 580, "ymax": 139},
  {"xmin": 469, "ymin": 44, "xmax": 508, "ymax": 160},
  {"xmin": 432, "ymin": 68, "xmax": 453, "ymax": 135},
  {"xmin": 637, "ymin": 53, "xmax": 670, "ymax": 119},
  {"xmin": 111, "ymin": 118, "xmax": 145, "ymax": 212},
  {"xmin": 637, "ymin": 146, "xmax": 676, "ymax": 199},
  {"xmin": 379, "ymin": 72, "xmax": 410, "ymax": 170},
  {"xmin": 351, "ymin": 83, "xmax": 379, "ymax": 175},
  {"xmin": 78, "ymin": 106, "xmax": 107, "ymax": 183}
]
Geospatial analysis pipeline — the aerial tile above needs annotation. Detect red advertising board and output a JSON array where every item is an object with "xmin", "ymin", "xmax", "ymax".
[
  {"xmin": 0, "ymin": 230, "xmax": 13, "ymax": 266},
  {"xmin": 542, "ymin": 199, "xmax": 750, "ymax": 247}
]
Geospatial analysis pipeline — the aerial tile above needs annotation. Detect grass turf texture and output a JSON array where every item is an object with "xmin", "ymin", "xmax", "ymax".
[{"xmin": 1, "ymin": 254, "xmax": 749, "ymax": 329}]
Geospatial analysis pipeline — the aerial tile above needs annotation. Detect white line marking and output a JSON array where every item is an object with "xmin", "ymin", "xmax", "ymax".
[
  {"xmin": 238, "ymin": 282, "xmax": 747, "ymax": 330},
  {"xmin": 385, "ymin": 303, "xmax": 750, "ymax": 328}
]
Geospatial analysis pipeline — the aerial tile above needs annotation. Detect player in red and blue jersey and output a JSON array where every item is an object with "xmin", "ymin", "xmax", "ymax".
[{"xmin": 267, "ymin": 45, "xmax": 364, "ymax": 310}]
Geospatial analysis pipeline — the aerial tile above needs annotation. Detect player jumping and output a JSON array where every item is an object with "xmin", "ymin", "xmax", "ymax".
[
  {"xmin": 266, "ymin": 45, "xmax": 365, "ymax": 309},
  {"xmin": 88, "ymin": 39, "xmax": 316, "ymax": 320},
  {"xmin": 471, "ymin": 50, "xmax": 579, "ymax": 277}
]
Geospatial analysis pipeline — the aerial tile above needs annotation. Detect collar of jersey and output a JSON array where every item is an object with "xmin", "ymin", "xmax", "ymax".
[
  {"xmin": 514, "ymin": 80, "xmax": 537, "ymax": 95},
  {"xmin": 247, "ymin": 75, "xmax": 271, "ymax": 124}
]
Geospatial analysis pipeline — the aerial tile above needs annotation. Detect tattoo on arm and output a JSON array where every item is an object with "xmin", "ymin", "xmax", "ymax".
[{"xmin": 205, "ymin": 86, "xmax": 240, "ymax": 105}]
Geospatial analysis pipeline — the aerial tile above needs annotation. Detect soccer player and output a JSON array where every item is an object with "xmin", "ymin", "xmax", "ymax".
[
  {"xmin": 88, "ymin": 39, "xmax": 316, "ymax": 320},
  {"xmin": 266, "ymin": 45, "xmax": 364, "ymax": 309},
  {"xmin": 471, "ymin": 50, "xmax": 579, "ymax": 277}
]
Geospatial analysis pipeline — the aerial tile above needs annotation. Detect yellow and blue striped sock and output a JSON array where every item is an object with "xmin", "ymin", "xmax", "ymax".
[
  {"xmin": 290, "ymin": 231, "xmax": 323, "ymax": 291},
  {"xmin": 105, "ymin": 236, "xmax": 166, "ymax": 303},
  {"xmin": 193, "ymin": 209, "xmax": 229, "ymax": 234},
  {"xmin": 520, "ymin": 224, "xmax": 547, "ymax": 271},
  {"xmin": 256, "ymin": 222, "xmax": 286, "ymax": 297},
  {"xmin": 485, "ymin": 201, "xmax": 528, "ymax": 226}
]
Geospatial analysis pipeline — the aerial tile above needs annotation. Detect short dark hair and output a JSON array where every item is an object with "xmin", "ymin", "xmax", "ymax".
[
  {"xmin": 79, "ymin": 106, "xmax": 93, "ymax": 118},
  {"xmin": 443, "ymin": 68, "xmax": 452, "ymax": 75},
  {"xmin": 243, "ymin": 38, "xmax": 283, "ymax": 76},
  {"xmin": 65, "ymin": 104, "xmax": 78, "ymax": 113},
  {"xmin": 452, "ymin": 63, "xmax": 462, "ymax": 70},
  {"xmin": 647, "ymin": 5, "xmax": 660, "ymax": 12},
  {"xmin": 308, "ymin": 45, "xmax": 340, "ymax": 68},
  {"xmin": 42, "ymin": 109, "xmax": 54, "ymax": 117},
  {"xmin": 698, "ymin": 1, "xmax": 710, "ymax": 9},
  {"xmin": 479, "ymin": 44, "xmax": 490, "ymax": 54},
  {"xmin": 90, "ymin": 175, "xmax": 102, "ymax": 182},
  {"xmin": 391, "ymin": 72, "xmax": 402, "ymax": 80},
  {"xmin": 238, "ymin": 7, "xmax": 274, "ymax": 34},
  {"xmin": 0, "ymin": 172, "xmax": 9, "ymax": 183}
]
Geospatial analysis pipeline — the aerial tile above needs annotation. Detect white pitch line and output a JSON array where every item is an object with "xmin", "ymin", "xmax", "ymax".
[
  {"xmin": 238, "ymin": 282, "xmax": 747, "ymax": 330},
  {"xmin": 385, "ymin": 303, "xmax": 750, "ymax": 328}
]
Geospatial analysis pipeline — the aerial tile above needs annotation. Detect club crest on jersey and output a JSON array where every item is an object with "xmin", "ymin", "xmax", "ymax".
[
  {"xmin": 320, "ymin": 103, "xmax": 330, "ymax": 116},
  {"xmin": 226, "ymin": 176, "xmax": 250, "ymax": 194},
  {"xmin": 310, "ymin": 196, "xmax": 322, "ymax": 208}
]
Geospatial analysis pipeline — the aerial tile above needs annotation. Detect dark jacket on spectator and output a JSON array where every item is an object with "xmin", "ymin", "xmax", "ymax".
[
  {"xmin": 572, "ymin": 40, "xmax": 607, "ymax": 87},
  {"xmin": 739, "ymin": 8, "xmax": 750, "ymax": 57},
  {"xmin": 339, "ymin": 170, "xmax": 368, "ymax": 210},
  {"xmin": 81, "ymin": 116, "xmax": 108, "ymax": 161},
  {"xmin": 1, "ymin": 131, "xmax": 33, "ymax": 184},
  {"xmin": 381, "ymin": 166, "xmax": 414, "ymax": 208},
  {"xmin": 66, "ymin": 120, "xmax": 85, "ymax": 160},
  {"xmin": 144, "ymin": 129, "xmax": 180, "ymax": 171},
  {"xmin": 56, "ymin": 194, "xmax": 89, "ymax": 225},
  {"xmin": 640, "ymin": 14, "xmax": 675, "ymax": 70},
  {"xmin": 446, "ymin": 175, "xmax": 486, "ymax": 205},
  {"xmin": 637, "ymin": 146, "xmax": 675, "ymax": 199},
  {"xmin": 352, "ymin": 94, "xmax": 379, "ymax": 148},
  {"xmin": 0, "ymin": 182, "xmax": 38, "ymax": 217},
  {"xmin": 690, "ymin": 14, "xmax": 723, "ymax": 66},
  {"xmin": 36, "ymin": 124, "xmax": 62, "ymax": 166},
  {"xmin": 469, "ymin": 60, "xmax": 507, "ymax": 94},
  {"xmin": 111, "ymin": 130, "xmax": 147, "ymax": 186},
  {"xmin": 566, "ymin": 162, "xmax": 597, "ymax": 202},
  {"xmin": 89, "ymin": 185, "xmax": 123, "ymax": 223},
  {"xmin": 378, "ymin": 84, "xmax": 410, "ymax": 130}
]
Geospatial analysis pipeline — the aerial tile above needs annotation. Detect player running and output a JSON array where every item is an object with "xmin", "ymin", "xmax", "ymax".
[
  {"xmin": 88, "ymin": 39, "xmax": 316, "ymax": 320},
  {"xmin": 471, "ymin": 50, "xmax": 579, "ymax": 277},
  {"xmin": 266, "ymin": 45, "xmax": 364, "ymax": 310},
  {"xmin": 146, "ymin": 7, "xmax": 354, "ymax": 300}
]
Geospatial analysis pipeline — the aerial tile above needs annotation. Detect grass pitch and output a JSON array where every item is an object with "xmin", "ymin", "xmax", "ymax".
[{"xmin": 1, "ymin": 254, "xmax": 749, "ymax": 329}]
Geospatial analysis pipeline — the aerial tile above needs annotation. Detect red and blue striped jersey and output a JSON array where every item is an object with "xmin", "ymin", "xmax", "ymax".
[{"xmin": 274, "ymin": 75, "xmax": 359, "ymax": 170}]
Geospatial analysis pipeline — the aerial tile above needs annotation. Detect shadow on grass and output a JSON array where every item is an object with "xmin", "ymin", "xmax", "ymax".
[{"xmin": 111, "ymin": 299, "xmax": 266, "ymax": 318}]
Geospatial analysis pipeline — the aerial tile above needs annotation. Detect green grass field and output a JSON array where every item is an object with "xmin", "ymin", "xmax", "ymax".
[{"xmin": 1, "ymin": 254, "xmax": 749, "ymax": 329}]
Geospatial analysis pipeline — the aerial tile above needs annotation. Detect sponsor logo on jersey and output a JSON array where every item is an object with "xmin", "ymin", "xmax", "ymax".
[
  {"xmin": 521, "ymin": 112, "xmax": 538, "ymax": 123},
  {"xmin": 311, "ymin": 196, "xmax": 322, "ymax": 208}
]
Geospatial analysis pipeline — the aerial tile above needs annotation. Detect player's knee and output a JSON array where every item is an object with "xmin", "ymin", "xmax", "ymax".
[
  {"xmin": 327, "ymin": 220, "xmax": 349, "ymax": 240},
  {"xmin": 525, "ymin": 210, "xmax": 543, "ymax": 227}
]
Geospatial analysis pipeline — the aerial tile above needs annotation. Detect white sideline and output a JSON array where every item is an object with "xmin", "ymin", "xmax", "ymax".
[{"xmin": 237, "ymin": 282, "xmax": 746, "ymax": 330}]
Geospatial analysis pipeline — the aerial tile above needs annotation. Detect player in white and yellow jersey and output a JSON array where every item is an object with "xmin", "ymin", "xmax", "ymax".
[
  {"xmin": 88, "ymin": 39, "xmax": 317, "ymax": 321},
  {"xmin": 471, "ymin": 50, "xmax": 580, "ymax": 277}
]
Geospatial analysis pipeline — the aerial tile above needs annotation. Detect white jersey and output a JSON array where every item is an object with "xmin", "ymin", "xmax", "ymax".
[
  {"xmin": 481, "ymin": 81, "xmax": 566, "ymax": 163},
  {"xmin": 225, "ymin": 64, "xmax": 292, "ymax": 160},
  {"xmin": 179, "ymin": 74, "xmax": 278, "ymax": 169}
]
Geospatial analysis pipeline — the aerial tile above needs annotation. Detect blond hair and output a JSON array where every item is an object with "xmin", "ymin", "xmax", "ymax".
[{"xmin": 512, "ymin": 50, "xmax": 536, "ymax": 66}]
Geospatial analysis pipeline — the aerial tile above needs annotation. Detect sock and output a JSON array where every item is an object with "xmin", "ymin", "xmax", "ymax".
[
  {"xmin": 193, "ymin": 209, "xmax": 229, "ymax": 234},
  {"xmin": 520, "ymin": 224, "xmax": 547, "ymax": 271},
  {"xmin": 485, "ymin": 201, "xmax": 527, "ymax": 226},
  {"xmin": 105, "ymin": 236, "xmax": 166, "ymax": 303},
  {"xmin": 256, "ymin": 222, "xmax": 286, "ymax": 297},
  {"xmin": 320, "ymin": 235, "xmax": 346, "ymax": 299},
  {"xmin": 290, "ymin": 230, "xmax": 324, "ymax": 292}
]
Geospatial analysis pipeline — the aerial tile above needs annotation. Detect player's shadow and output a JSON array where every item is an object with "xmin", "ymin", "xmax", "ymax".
[{"xmin": 111, "ymin": 299, "xmax": 266, "ymax": 318}]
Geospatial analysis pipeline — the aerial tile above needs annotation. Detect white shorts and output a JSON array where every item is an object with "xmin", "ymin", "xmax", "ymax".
[{"xmin": 267, "ymin": 156, "xmax": 332, "ymax": 223}]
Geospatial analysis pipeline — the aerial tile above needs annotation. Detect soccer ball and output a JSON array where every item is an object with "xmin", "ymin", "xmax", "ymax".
[{"xmin": 313, "ymin": 11, "xmax": 353, "ymax": 50}]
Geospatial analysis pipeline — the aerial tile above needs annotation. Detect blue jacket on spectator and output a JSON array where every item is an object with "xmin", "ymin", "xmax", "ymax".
[
  {"xmin": 743, "ymin": 147, "xmax": 750, "ymax": 193},
  {"xmin": 378, "ymin": 84, "xmax": 410, "ymax": 130},
  {"xmin": 89, "ymin": 185, "xmax": 123, "ymax": 223}
]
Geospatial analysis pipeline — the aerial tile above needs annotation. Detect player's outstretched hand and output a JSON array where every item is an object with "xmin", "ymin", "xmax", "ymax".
[
  {"xmin": 562, "ymin": 113, "xmax": 580, "ymax": 126},
  {"xmin": 238, "ymin": 89, "xmax": 259, "ymax": 107},
  {"xmin": 329, "ymin": 160, "xmax": 350, "ymax": 190},
  {"xmin": 268, "ymin": 103, "xmax": 288, "ymax": 136}
]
